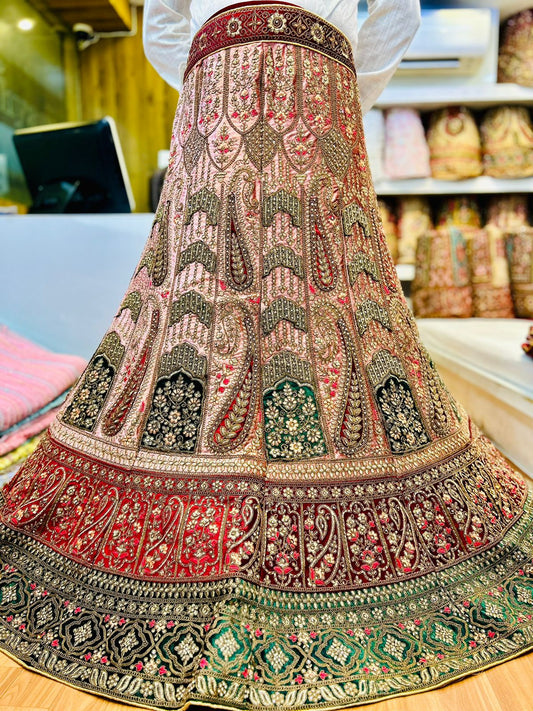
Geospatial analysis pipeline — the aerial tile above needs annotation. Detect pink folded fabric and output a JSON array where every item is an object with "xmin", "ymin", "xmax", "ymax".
[
  {"xmin": 0, "ymin": 325, "xmax": 86, "ymax": 434},
  {"xmin": 384, "ymin": 108, "xmax": 430, "ymax": 179},
  {"xmin": 0, "ymin": 407, "xmax": 59, "ymax": 457}
]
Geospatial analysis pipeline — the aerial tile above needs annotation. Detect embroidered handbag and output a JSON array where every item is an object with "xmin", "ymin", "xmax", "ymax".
[
  {"xmin": 481, "ymin": 106, "xmax": 533, "ymax": 178},
  {"xmin": 427, "ymin": 106, "xmax": 482, "ymax": 180},
  {"xmin": 506, "ymin": 227, "xmax": 533, "ymax": 318},
  {"xmin": 412, "ymin": 227, "xmax": 473, "ymax": 318},
  {"xmin": 498, "ymin": 9, "xmax": 533, "ymax": 86}
]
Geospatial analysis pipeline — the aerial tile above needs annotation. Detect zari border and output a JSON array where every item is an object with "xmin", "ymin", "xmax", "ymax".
[
  {"xmin": 49, "ymin": 415, "xmax": 473, "ymax": 481},
  {"xmin": 1, "ymin": 499, "xmax": 533, "ymax": 710},
  {"xmin": 184, "ymin": 3, "xmax": 356, "ymax": 81},
  {"xmin": 1, "ymin": 641, "xmax": 533, "ymax": 711}
]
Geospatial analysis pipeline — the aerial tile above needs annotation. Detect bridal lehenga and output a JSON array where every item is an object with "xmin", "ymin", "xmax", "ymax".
[{"xmin": 1, "ymin": 5, "xmax": 532, "ymax": 710}]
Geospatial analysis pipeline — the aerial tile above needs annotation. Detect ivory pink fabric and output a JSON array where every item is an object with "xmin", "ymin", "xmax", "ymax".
[{"xmin": 0, "ymin": 326, "xmax": 86, "ymax": 435}]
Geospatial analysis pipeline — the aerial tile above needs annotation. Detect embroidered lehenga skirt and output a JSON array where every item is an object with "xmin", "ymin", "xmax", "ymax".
[{"xmin": 1, "ymin": 4, "xmax": 533, "ymax": 709}]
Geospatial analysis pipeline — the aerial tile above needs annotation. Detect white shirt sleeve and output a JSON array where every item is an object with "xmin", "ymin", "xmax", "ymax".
[
  {"xmin": 355, "ymin": 0, "xmax": 421, "ymax": 114},
  {"xmin": 143, "ymin": 0, "xmax": 191, "ymax": 93},
  {"xmin": 142, "ymin": 0, "xmax": 421, "ymax": 112}
]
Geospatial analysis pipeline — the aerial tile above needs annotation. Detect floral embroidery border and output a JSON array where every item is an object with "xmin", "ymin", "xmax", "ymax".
[{"xmin": 185, "ymin": 4, "xmax": 355, "ymax": 81}]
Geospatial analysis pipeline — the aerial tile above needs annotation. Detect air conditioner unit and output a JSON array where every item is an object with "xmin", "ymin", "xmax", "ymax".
[
  {"xmin": 359, "ymin": 8, "xmax": 500, "ymax": 85},
  {"xmin": 399, "ymin": 9, "xmax": 498, "ymax": 78}
]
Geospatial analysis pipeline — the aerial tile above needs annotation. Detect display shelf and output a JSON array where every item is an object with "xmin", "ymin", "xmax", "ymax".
[
  {"xmin": 375, "ymin": 83, "xmax": 533, "ymax": 111},
  {"xmin": 375, "ymin": 176, "xmax": 533, "ymax": 196}
]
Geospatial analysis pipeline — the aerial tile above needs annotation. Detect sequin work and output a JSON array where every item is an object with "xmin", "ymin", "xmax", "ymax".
[{"xmin": 1, "ymin": 5, "xmax": 533, "ymax": 710}]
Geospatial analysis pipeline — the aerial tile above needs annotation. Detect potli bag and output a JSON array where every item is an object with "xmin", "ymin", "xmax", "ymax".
[
  {"xmin": 468, "ymin": 227, "xmax": 515, "ymax": 318},
  {"xmin": 397, "ymin": 196, "xmax": 433, "ymax": 265},
  {"xmin": 498, "ymin": 9, "xmax": 533, "ymax": 86},
  {"xmin": 481, "ymin": 106, "xmax": 533, "ymax": 178},
  {"xmin": 427, "ymin": 106, "xmax": 482, "ymax": 180}
]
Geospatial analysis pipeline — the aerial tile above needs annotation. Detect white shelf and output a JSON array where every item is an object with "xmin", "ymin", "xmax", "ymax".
[
  {"xmin": 375, "ymin": 176, "xmax": 533, "ymax": 196},
  {"xmin": 375, "ymin": 83, "xmax": 533, "ymax": 111},
  {"xmin": 396, "ymin": 264, "xmax": 415, "ymax": 282}
]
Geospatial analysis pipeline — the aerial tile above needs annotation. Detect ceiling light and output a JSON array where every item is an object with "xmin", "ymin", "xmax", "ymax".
[{"xmin": 18, "ymin": 18, "xmax": 35, "ymax": 31}]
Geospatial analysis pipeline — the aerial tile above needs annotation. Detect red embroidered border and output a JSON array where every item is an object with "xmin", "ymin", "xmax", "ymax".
[{"xmin": 185, "ymin": 3, "xmax": 355, "ymax": 80}]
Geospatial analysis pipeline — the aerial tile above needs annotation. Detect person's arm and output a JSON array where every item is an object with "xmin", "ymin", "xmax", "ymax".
[
  {"xmin": 143, "ymin": 0, "xmax": 191, "ymax": 92},
  {"xmin": 356, "ymin": 0, "xmax": 421, "ymax": 114}
]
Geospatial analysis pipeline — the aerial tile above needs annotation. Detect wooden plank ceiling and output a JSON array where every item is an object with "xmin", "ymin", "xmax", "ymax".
[{"xmin": 42, "ymin": 0, "xmax": 132, "ymax": 32}]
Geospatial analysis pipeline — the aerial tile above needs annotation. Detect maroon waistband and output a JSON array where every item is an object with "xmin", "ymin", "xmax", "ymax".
[
  {"xmin": 185, "ymin": 3, "xmax": 355, "ymax": 82},
  {"xmin": 206, "ymin": 1, "xmax": 300, "ymax": 23}
]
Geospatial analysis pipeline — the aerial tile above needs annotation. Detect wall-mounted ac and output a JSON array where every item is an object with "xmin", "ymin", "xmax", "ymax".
[
  {"xmin": 398, "ymin": 9, "xmax": 498, "ymax": 80},
  {"xmin": 360, "ymin": 8, "xmax": 500, "ymax": 87}
]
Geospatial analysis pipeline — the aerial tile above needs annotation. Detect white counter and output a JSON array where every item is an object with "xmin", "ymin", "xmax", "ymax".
[
  {"xmin": 0, "ymin": 214, "xmax": 153, "ymax": 359},
  {"xmin": 418, "ymin": 318, "xmax": 533, "ymax": 477}
]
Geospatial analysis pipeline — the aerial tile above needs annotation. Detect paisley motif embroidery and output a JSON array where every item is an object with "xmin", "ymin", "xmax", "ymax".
[
  {"xmin": 152, "ymin": 201, "xmax": 170, "ymax": 287},
  {"xmin": 210, "ymin": 316, "xmax": 258, "ymax": 452},
  {"xmin": 309, "ymin": 197, "xmax": 337, "ymax": 291},
  {"xmin": 101, "ymin": 310, "xmax": 160, "ymax": 437},
  {"xmin": 3, "ymin": 11, "xmax": 533, "ymax": 711},
  {"xmin": 225, "ymin": 194, "xmax": 253, "ymax": 291},
  {"xmin": 334, "ymin": 319, "xmax": 367, "ymax": 454}
]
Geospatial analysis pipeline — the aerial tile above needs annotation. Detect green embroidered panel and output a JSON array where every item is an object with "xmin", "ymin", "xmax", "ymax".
[{"xmin": 263, "ymin": 380, "xmax": 327, "ymax": 461}]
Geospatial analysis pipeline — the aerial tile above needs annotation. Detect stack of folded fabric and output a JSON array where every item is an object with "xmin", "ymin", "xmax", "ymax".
[{"xmin": 0, "ymin": 325, "xmax": 87, "ymax": 488}]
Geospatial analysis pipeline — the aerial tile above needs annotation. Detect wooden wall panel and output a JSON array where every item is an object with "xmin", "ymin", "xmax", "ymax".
[
  {"xmin": 79, "ymin": 7, "xmax": 179, "ymax": 212},
  {"xmin": 43, "ymin": 0, "xmax": 132, "ymax": 31}
]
